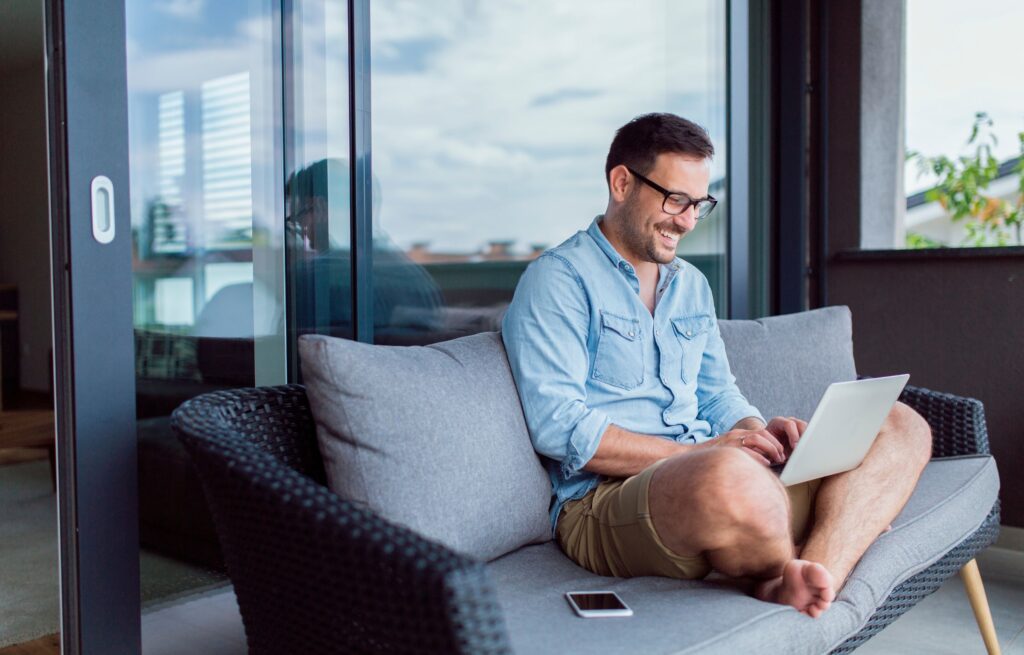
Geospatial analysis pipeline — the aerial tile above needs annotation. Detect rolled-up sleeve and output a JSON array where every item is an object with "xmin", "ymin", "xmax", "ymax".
[
  {"xmin": 695, "ymin": 316, "xmax": 765, "ymax": 436},
  {"xmin": 501, "ymin": 254, "xmax": 609, "ymax": 479}
]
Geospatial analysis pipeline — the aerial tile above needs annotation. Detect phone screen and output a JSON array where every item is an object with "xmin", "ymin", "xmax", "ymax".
[{"xmin": 568, "ymin": 592, "xmax": 627, "ymax": 611}]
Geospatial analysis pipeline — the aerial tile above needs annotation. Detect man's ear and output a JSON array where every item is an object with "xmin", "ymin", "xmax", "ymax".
[{"xmin": 608, "ymin": 164, "xmax": 632, "ymax": 203}]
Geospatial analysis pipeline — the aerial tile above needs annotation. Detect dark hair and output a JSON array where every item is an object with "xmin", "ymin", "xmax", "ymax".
[{"xmin": 604, "ymin": 113, "xmax": 714, "ymax": 184}]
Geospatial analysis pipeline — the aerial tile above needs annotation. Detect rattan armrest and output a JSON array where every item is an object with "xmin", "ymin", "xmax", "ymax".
[
  {"xmin": 176, "ymin": 427, "xmax": 512, "ymax": 654},
  {"xmin": 898, "ymin": 384, "xmax": 991, "ymax": 457}
]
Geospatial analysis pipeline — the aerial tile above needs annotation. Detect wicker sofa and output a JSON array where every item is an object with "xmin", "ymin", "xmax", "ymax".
[{"xmin": 172, "ymin": 307, "xmax": 1000, "ymax": 654}]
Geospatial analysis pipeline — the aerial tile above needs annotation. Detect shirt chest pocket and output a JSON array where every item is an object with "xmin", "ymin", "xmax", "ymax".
[
  {"xmin": 592, "ymin": 311, "xmax": 644, "ymax": 390},
  {"xmin": 671, "ymin": 315, "xmax": 713, "ymax": 384}
]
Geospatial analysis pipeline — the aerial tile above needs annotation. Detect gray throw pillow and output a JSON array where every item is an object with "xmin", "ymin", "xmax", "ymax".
[
  {"xmin": 720, "ymin": 306, "xmax": 858, "ymax": 421},
  {"xmin": 298, "ymin": 331, "xmax": 552, "ymax": 561}
]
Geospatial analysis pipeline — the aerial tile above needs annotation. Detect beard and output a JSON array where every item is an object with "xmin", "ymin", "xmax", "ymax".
[{"xmin": 616, "ymin": 195, "xmax": 684, "ymax": 265}]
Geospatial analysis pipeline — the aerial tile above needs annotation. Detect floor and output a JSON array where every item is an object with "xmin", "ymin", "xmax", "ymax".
[
  {"xmin": 856, "ymin": 546, "xmax": 1024, "ymax": 655},
  {"xmin": 0, "ymin": 449, "xmax": 227, "ymax": 651},
  {"xmin": 130, "ymin": 546, "xmax": 1024, "ymax": 655},
  {"xmin": 0, "ymin": 634, "xmax": 59, "ymax": 655}
]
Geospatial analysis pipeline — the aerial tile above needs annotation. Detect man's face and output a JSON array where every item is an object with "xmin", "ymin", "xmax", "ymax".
[{"xmin": 616, "ymin": 153, "xmax": 711, "ymax": 265}]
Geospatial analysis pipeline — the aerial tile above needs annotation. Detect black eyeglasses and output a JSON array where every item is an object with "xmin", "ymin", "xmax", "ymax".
[{"xmin": 626, "ymin": 167, "xmax": 718, "ymax": 219}]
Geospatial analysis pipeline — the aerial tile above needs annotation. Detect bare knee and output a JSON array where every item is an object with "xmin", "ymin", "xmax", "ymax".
[
  {"xmin": 658, "ymin": 449, "xmax": 791, "ymax": 550},
  {"xmin": 651, "ymin": 450, "xmax": 786, "ymax": 528},
  {"xmin": 883, "ymin": 401, "xmax": 933, "ymax": 466},
  {"xmin": 704, "ymin": 451, "xmax": 790, "ymax": 537},
  {"xmin": 690, "ymin": 450, "xmax": 794, "ymax": 576}
]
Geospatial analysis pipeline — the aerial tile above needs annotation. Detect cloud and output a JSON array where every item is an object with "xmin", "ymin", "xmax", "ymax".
[
  {"xmin": 152, "ymin": 0, "xmax": 205, "ymax": 20},
  {"xmin": 530, "ymin": 88, "xmax": 604, "ymax": 109},
  {"xmin": 370, "ymin": 0, "xmax": 730, "ymax": 254},
  {"xmin": 125, "ymin": 0, "xmax": 733, "ymax": 256}
]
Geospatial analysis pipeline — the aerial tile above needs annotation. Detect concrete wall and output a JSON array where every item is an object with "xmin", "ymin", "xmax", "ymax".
[
  {"xmin": 860, "ymin": 0, "xmax": 906, "ymax": 249},
  {"xmin": 0, "ymin": 61, "xmax": 53, "ymax": 392}
]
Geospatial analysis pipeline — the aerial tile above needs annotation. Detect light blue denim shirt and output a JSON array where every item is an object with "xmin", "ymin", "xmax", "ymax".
[{"xmin": 501, "ymin": 217, "xmax": 764, "ymax": 534}]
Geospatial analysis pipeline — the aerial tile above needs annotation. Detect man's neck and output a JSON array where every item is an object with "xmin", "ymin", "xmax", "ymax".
[{"xmin": 598, "ymin": 216, "xmax": 660, "ymax": 282}]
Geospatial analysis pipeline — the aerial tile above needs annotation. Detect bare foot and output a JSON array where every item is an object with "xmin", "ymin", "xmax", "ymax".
[{"xmin": 754, "ymin": 560, "xmax": 836, "ymax": 618}]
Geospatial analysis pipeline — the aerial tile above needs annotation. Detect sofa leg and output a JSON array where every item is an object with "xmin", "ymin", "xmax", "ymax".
[{"xmin": 960, "ymin": 558, "xmax": 1001, "ymax": 655}]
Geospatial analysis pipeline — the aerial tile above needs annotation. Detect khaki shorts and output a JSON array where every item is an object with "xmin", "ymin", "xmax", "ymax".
[{"xmin": 556, "ymin": 459, "xmax": 821, "ymax": 580}]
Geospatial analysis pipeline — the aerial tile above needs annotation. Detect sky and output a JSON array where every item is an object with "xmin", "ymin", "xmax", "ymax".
[
  {"xmin": 904, "ymin": 0, "xmax": 1024, "ymax": 194},
  {"xmin": 121, "ymin": 0, "xmax": 1024, "ymax": 256},
  {"xmin": 125, "ymin": 0, "xmax": 733, "ymax": 257},
  {"xmin": 369, "ymin": 0, "xmax": 729, "ymax": 255}
]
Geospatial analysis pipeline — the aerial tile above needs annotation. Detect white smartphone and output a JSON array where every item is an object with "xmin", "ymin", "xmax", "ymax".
[{"xmin": 565, "ymin": 591, "xmax": 633, "ymax": 618}]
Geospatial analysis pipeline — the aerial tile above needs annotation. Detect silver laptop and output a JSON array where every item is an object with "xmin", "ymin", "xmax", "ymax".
[{"xmin": 775, "ymin": 374, "xmax": 910, "ymax": 486}]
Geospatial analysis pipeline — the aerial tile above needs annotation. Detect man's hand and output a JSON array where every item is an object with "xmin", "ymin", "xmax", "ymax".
[
  {"xmin": 765, "ymin": 416, "xmax": 808, "ymax": 454},
  {"xmin": 710, "ymin": 416, "xmax": 808, "ymax": 466},
  {"xmin": 712, "ymin": 426, "xmax": 787, "ymax": 466}
]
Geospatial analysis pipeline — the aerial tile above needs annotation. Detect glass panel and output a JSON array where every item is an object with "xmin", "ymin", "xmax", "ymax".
[
  {"xmin": 371, "ymin": 0, "xmax": 730, "ymax": 341},
  {"xmin": 0, "ymin": 1, "xmax": 60, "ymax": 646},
  {"xmin": 125, "ymin": 0, "xmax": 285, "ymax": 619},
  {"xmin": 284, "ymin": 0, "xmax": 353, "ymax": 356},
  {"xmin": 903, "ymin": 0, "xmax": 1024, "ymax": 248}
]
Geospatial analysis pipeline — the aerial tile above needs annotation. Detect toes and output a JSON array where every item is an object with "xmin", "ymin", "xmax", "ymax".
[{"xmin": 801, "ymin": 562, "xmax": 834, "ymax": 591}]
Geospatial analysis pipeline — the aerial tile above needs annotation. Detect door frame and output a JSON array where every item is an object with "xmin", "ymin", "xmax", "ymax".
[{"xmin": 45, "ymin": 0, "xmax": 140, "ymax": 652}]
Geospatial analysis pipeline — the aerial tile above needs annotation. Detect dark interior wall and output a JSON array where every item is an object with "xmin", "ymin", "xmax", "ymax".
[
  {"xmin": 0, "ymin": 61, "xmax": 52, "ymax": 392},
  {"xmin": 817, "ymin": 0, "xmax": 1023, "ymax": 527},
  {"xmin": 828, "ymin": 255, "xmax": 1024, "ymax": 527}
]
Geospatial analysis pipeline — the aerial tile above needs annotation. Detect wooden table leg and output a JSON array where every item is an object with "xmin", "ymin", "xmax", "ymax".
[{"xmin": 960, "ymin": 558, "xmax": 1001, "ymax": 655}]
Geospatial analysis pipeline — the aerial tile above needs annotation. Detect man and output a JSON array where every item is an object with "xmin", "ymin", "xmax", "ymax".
[{"xmin": 501, "ymin": 113, "xmax": 932, "ymax": 618}]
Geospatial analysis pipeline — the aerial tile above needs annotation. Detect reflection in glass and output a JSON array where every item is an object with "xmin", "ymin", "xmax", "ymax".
[
  {"xmin": 371, "ymin": 0, "xmax": 730, "ymax": 341},
  {"xmin": 282, "ymin": 0, "xmax": 443, "ymax": 350},
  {"xmin": 125, "ymin": 0, "xmax": 284, "ymax": 612},
  {"xmin": 283, "ymin": 0, "xmax": 356, "ymax": 358}
]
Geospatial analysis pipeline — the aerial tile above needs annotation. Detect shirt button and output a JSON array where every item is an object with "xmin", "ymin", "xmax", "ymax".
[
  {"xmin": 654, "ymin": 329, "xmax": 660, "ymax": 336},
  {"xmin": 686, "ymin": 330, "xmax": 693, "ymax": 337},
  {"xmin": 628, "ymin": 330, "xmax": 635, "ymax": 337}
]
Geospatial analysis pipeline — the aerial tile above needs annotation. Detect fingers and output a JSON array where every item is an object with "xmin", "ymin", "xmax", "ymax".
[
  {"xmin": 738, "ymin": 446, "xmax": 771, "ymax": 467},
  {"xmin": 769, "ymin": 417, "xmax": 805, "ymax": 450},
  {"xmin": 734, "ymin": 431, "xmax": 784, "ymax": 464},
  {"xmin": 719, "ymin": 428, "xmax": 785, "ymax": 465},
  {"xmin": 782, "ymin": 419, "xmax": 801, "ymax": 450},
  {"xmin": 748, "ymin": 430, "xmax": 786, "ymax": 463},
  {"xmin": 790, "ymin": 417, "xmax": 808, "ymax": 439}
]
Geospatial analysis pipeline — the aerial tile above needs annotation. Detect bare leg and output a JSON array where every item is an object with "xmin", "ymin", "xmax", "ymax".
[
  {"xmin": 794, "ymin": 402, "xmax": 932, "ymax": 590},
  {"xmin": 648, "ymin": 448, "xmax": 835, "ymax": 615},
  {"xmin": 649, "ymin": 448, "xmax": 791, "ymax": 575}
]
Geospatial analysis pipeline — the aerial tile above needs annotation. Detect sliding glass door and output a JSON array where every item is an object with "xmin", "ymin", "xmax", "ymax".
[
  {"xmin": 49, "ymin": 1, "xmax": 744, "ymax": 650},
  {"xmin": 368, "ymin": 0, "xmax": 731, "ymax": 344}
]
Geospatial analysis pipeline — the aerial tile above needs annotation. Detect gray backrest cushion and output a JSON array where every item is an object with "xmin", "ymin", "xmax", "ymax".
[
  {"xmin": 719, "ymin": 306, "xmax": 858, "ymax": 420},
  {"xmin": 298, "ymin": 331, "xmax": 552, "ymax": 561}
]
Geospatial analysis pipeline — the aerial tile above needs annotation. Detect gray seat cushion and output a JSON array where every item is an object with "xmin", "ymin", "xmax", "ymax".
[
  {"xmin": 298, "ymin": 331, "xmax": 552, "ymax": 561},
  {"xmin": 720, "ymin": 306, "xmax": 857, "ymax": 420},
  {"xmin": 487, "ymin": 455, "xmax": 999, "ymax": 654}
]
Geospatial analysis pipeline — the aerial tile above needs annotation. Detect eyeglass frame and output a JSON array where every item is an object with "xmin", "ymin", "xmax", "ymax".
[{"xmin": 624, "ymin": 166, "xmax": 718, "ymax": 219}]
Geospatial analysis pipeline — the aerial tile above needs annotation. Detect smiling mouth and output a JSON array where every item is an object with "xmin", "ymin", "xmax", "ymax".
[{"xmin": 658, "ymin": 228, "xmax": 682, "ymax": 246}]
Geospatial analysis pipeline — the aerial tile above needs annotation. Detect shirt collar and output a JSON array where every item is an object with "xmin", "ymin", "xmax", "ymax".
[
  {"xmin": 587, "ymin": 216, "xmax": 629, "ymax": 270},
  {"xmin": 587, "ymin": 215, "xmax": 683, "ymax": 282}
]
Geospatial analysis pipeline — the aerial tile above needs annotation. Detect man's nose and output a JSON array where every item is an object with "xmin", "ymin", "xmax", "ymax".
[{"xmin": 674, "ymin": 207, "xmax": 698, "ymax": 231}]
